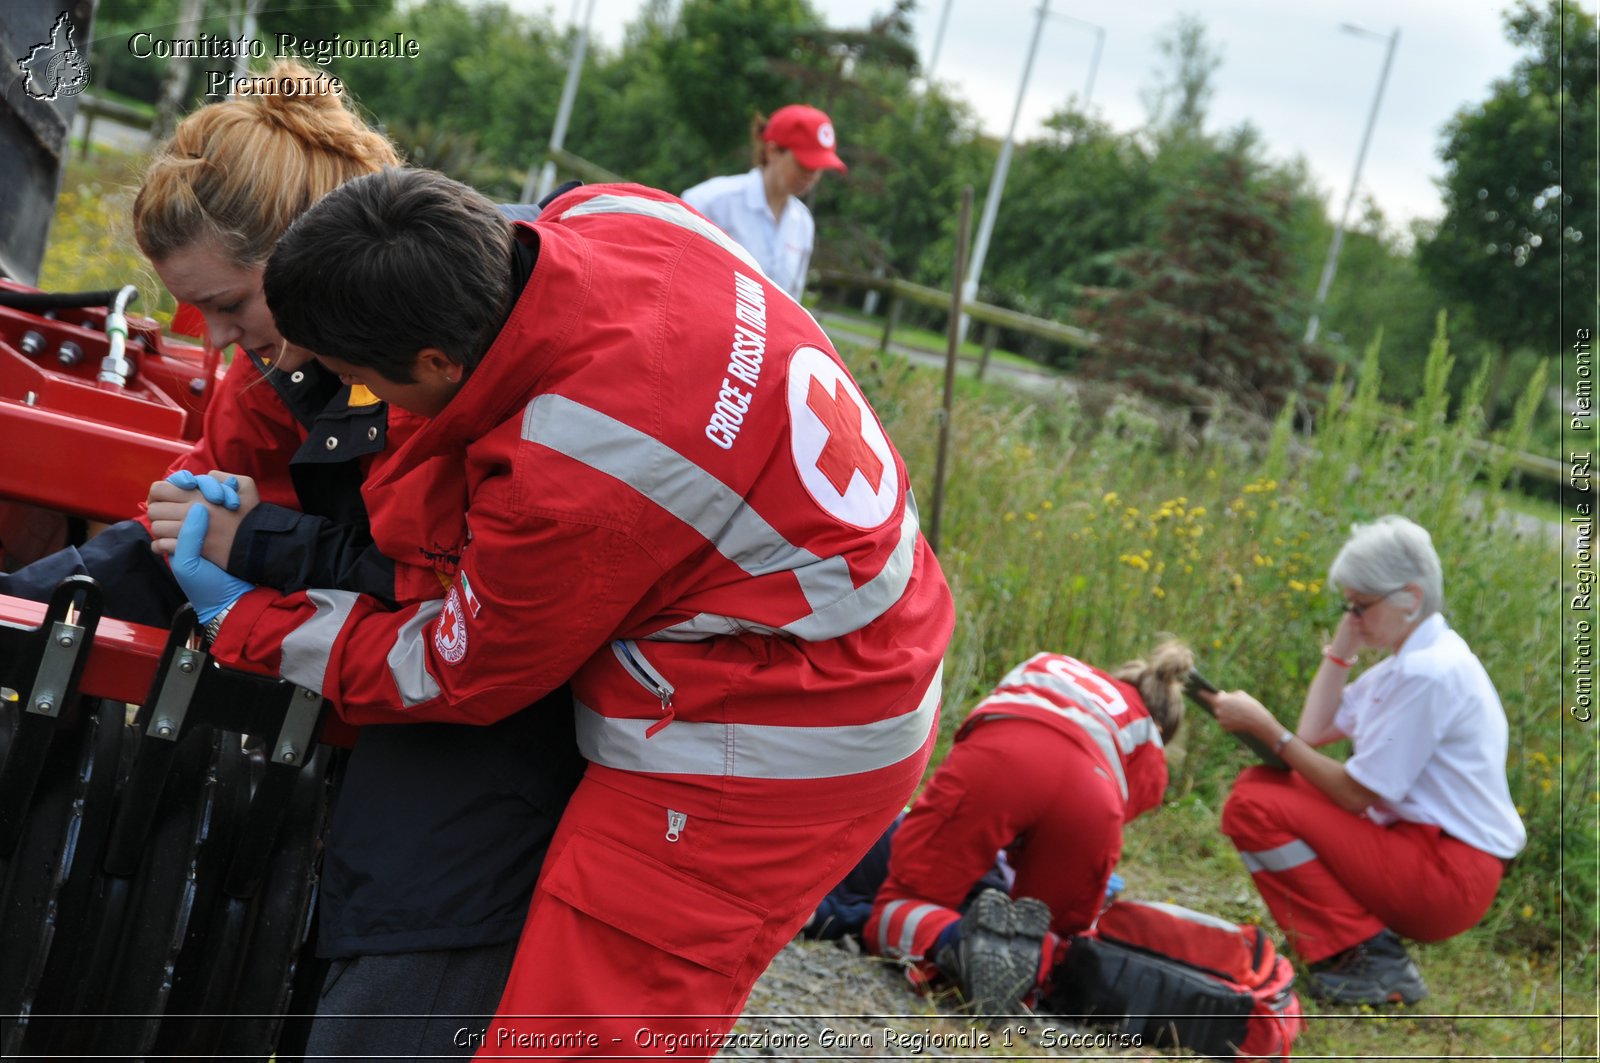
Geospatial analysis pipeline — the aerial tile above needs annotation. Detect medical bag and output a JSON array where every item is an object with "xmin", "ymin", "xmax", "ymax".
[{"xmin": 1041, "ymin": 899, "xmax": 1304, "ymax": 1061}]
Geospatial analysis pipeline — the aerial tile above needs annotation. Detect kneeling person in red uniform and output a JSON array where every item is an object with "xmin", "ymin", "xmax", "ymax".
[
  {"xmin": 170, "ymin": 168, "xmax": 954, "ymax": 1058},
  {"xmin": 866, "ymin": 641, "xmax": 1192, "ymax": 1014},
  {"xmin": 1208, "ymin": 516, "xmax": 1525, "ymax": 1006}
]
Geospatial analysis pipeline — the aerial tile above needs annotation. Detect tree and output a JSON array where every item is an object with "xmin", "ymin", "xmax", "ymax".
[
  {"xmin": 1079, "ymin": 151, "xmax": 1331, "ymax": 417},
  {"xmin": 337, "ymin": 1, "xmax": 563, "ymax": 168},
  {"xmin": 1141, "ymin": 12, "xmax": 1224, "ymax": 144},
  {"xmin": 967, "ymin": 108, "xmax": 1163, "ymax": 355},
  {"xmin": 653, "ymin": 0, "xmax": 829, "ymax": 170},
  {"xmin": 1418, "ymin": 0, "xmax": 1598, "ymax": 407}
]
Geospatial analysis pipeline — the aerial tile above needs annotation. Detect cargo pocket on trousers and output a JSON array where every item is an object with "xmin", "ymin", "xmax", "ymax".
[{"xmin": 540, "ymin": 827, "xmax": 767, "ymax": 978}]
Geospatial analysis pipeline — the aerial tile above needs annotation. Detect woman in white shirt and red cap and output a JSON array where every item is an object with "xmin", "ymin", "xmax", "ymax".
[
  {"xmin": 1208, "ymin": 515, "xmax": 1525, "ymax": 1006},
  {"xmin": 682, "ymin": 104, "xmax": 847, "ymax": 301}
]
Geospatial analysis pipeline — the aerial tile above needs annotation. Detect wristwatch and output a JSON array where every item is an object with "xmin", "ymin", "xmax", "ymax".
[{"xmin": 203, "ymin": 605, "xmax": 231, "ymax": 646}]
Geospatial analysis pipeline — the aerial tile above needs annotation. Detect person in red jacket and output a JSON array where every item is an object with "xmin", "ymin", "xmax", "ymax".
[
  {"xmin": 0, "ymin": 64, "xmax": 582, "ymax": 1059},
  {"xmin": 866, "ymin": 641, "xmax": 1193, "ymax": 1015},
  {"xmin": 168, "ymin": 167, "xmax": 955, "ymax": 1059}
]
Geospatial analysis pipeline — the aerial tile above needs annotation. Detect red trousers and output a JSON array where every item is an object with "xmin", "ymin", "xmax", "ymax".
[
  {"xmin": 474, "ymin": 771, "xmax": 906, "ymax": 1060},
  {"xmin": 866, "ymin": 720, "xmax": 1123, "ymax": 969},
  {"xmin": 1220, "ymin": 766, "xmax": 1504, "ymax": 963}
]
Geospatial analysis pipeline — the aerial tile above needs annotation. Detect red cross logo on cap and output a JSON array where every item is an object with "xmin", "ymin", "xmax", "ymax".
[{"xmin": 787, "ymin": 346, "xmax": 898, "ymax": 528}]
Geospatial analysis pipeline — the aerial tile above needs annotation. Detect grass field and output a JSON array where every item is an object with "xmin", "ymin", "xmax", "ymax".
[
  {"xmin": 840, "ymin": 329, "xmax": 1595, "ymax": 1059},
  {"xmin": 36, "ymin": 146, "xmax": 1597, "ymax": 1060}
]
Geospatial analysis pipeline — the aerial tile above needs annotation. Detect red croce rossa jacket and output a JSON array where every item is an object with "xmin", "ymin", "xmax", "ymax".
[
  {"xmin": 212, "ymin": 183, "xmax": 955, "ymax": 824},
  {"xmin": 958, "ymin": 652, "xmax": 1169, "ymax": 822}
]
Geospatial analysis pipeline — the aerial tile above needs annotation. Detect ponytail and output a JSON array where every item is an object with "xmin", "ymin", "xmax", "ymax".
[
  {"xmin": 134, "ymin": 60, "xmax": 400, "ymax": 266},
  {"xmin": 1111, "ymin": 639, "xmax": 1194, "ymax": 743}
]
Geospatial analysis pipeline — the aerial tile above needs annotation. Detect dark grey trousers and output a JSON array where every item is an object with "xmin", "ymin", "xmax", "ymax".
[{"xmin": 302, "ymin": 941, "xmax": 517, "ymax": 1060}]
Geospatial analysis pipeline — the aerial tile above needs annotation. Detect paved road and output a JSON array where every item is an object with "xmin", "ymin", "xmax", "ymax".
[
  {"xmin": 815, "ymin": 309, "xmax": 1075, "ymax": 400},
  {"xmin": 73, "ymin": 111, "xmax": 152, "ymax": 155}
]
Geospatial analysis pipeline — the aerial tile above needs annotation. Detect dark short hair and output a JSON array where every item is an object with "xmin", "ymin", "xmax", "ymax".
[{"xmin": 264, "ymin": 167, "xmax": 513, "ymax": 383}]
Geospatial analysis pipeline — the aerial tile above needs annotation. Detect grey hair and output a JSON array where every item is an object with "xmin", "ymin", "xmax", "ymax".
[{"xmin": 1327, "ymin": 515, "xmax": 1443, "ymax": 618}]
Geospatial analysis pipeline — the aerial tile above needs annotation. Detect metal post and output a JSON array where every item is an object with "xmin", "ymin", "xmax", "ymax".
[
  {"xmin": 959, "ymin": 1, "xmax": 1051, "ymax": 337},
  {"xmin": 929, "ymin": 186, "xmax": 974, "ymax": 555},
  {"xmin": 1084, "ymin": 25, "xmax": 1104, "ymax": 106},
  {"xmin": 522, "ymin": 0, "xmax": 597, "ymax": 204},
  {"xmin": 1304, "ymin": 25, "xmax": 1399, "ymax": 345},
  {"xmin": 919, "ymin": 0, "xmax": 957, "ymax": 124},
  {"xmin": 1051, "ymin": 12, "xmax": 1105, "ymax": 110}
]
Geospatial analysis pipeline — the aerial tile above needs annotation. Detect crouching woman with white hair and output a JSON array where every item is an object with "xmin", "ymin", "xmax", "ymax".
[{"xmin": 1206, "ymin": 515, "xmax": 1524, "ymax": 1006}]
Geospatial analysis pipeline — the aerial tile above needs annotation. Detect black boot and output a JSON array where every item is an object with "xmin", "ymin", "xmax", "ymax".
[
  {"xmin": 932, "ymin": 888, "xmax": 1052, "ymax": 1017},
  {"xmin": 1306, "ymin": 929, "xmax": 1428, "ymax": 1005}
]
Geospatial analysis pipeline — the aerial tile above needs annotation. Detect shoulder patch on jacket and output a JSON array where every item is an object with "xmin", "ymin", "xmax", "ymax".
[
  {"xmin": 435, "ymin": 584, "xmax": 469, "ymax": 664},
  {"xmin": 785, "ymin": 345, "xmax": 897, "ymax": 529}
]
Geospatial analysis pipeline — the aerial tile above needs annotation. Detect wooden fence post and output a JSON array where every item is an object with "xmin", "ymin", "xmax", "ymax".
[{"xmin": 929, "ymin": 186, "xmax": 974, "ymax": 555}]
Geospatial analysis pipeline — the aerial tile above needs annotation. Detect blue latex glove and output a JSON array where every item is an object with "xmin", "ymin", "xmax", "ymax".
[
  {"xmin": 167, "ymin": 469, "xmax": 242, "ymax": 510},
  {"xmin": 171, "ymin": 504, "xmax": 256, "ymax": 624}
]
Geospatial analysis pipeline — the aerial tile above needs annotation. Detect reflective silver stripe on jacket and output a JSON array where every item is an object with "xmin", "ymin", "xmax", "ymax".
[
  {"xmin": 576, "ymin": 663, "xmax": 941, "ymax": 780},
  {"xmin": 1239, "ymin": 838, "xmax": 1318, "ymax": 874},
  {"xmin": 558, "ymin": 192, "xmax": 768, "ymax": 284},
  {"xmin": 996, "ymin": 662, "xmax": 1165, "ymax": 756},
  {"xmin": 877, "ymin": 898, "xmax": 944, "ymax": 961},
  {"xmin": 649, "ymin": 501, "xmax": 919, "ymax": 642},
  {"xmin": 970, "ymin": 692, "xmax": 1130, "ymax": 801},
  {"xmin": 523, "ymin": 393, "xmax": 915, "ymax": 641},
  {"xmin": 279, "ymin": 589, "xmax": 360, "ymax": 694},
  {"xmin": 387, "ymin": 600, "xmax": 446, "ymax": 707}
]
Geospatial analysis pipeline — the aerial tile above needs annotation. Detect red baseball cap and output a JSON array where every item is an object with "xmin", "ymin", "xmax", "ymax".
[{"xmin": 762, "ymin": 104, "xmax": 847, "ymax": 173}]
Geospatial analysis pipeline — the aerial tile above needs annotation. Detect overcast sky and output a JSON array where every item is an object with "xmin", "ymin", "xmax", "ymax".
[{"xmin": 528, "ymin": 0, "xmax": 1532, "ymax": 230}]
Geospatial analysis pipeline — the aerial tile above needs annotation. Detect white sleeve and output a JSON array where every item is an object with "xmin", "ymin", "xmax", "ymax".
[
  {"xmin": 1341, "ymin": 672, "xmax": 1452, "ymax": 806},
  {"xmin": 791, "ymin": 242, "xmax": 812, "ymax": 301},
  {"xmin": 680, "ymin": 183, "xmax": 709, "ymax": 211}
]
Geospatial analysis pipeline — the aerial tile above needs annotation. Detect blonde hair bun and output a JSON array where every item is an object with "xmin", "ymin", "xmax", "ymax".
[
  {"xmin": 135, "ymin": 60, "xmax": 400, "ymax": 267},
  {"xmin": 1111, "ymin": 638, "xmax": 1195, "ymax": 743}
]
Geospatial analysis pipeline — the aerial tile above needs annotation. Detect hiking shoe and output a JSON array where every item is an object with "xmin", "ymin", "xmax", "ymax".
[
  {"xmin": 934, "ymin": 889, "xmax": 1052, "ymax": 1017},
  {"xmin": 1306, "ymin": 929, "xmax": 1429, "ymax": 1005}
]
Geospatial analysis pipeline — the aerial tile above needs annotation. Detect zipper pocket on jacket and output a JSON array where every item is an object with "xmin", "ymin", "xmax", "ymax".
[{"xmin": 611, "ymin": 639, "xmax": 676, "ymax": 737}]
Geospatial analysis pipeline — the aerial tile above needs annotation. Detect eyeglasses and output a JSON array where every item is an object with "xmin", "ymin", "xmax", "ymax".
[{"xmin": 1341, "ymin": 587, "xmax": 1407, "ymax": 618}]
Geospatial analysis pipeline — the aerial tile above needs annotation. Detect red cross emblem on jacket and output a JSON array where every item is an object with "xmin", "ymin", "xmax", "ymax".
[{"xmin": 787, "ymin": 345, "xmax": 898, "ymax": 529}]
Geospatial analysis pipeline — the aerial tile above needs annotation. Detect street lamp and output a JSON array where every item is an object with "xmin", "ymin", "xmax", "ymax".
[
  {"xmin": 1050, "ymin": 11, "xmax": 1105, "ymax": 110},
  {"xmin": 521, "ymin": 0, "xmax": 597, "ymax": 204},
  {"xmin": 960, "ymin": 3, "xmax": 1105, "ymax": 336},
  {"xmin": 1304, "ymin": 23, "xmax": 1399, "ymax": 345}
]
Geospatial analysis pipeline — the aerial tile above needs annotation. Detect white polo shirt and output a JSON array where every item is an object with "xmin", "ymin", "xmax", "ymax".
[
  {"xmin": 681, "ymin": 168, "xmax": 813, "ymax": 301},
  {"xmin": 1333, "ymin": 613, "xmax": 1526, "ymax": 859}
]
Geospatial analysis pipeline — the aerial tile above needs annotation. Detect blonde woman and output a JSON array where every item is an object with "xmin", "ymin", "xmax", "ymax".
[{"xmin": 133, "ymin": 65, "xmax": 582, "ymax": 1059}]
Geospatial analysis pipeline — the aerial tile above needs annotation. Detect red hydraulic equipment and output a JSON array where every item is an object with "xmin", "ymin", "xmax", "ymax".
[
  {"xmin": 0, "ymin": 278, "xmax": 221, "ymax": 551},
  {"xmin": 0, "ymin": 279, "xmax": 336, "ymax": 1058}
]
